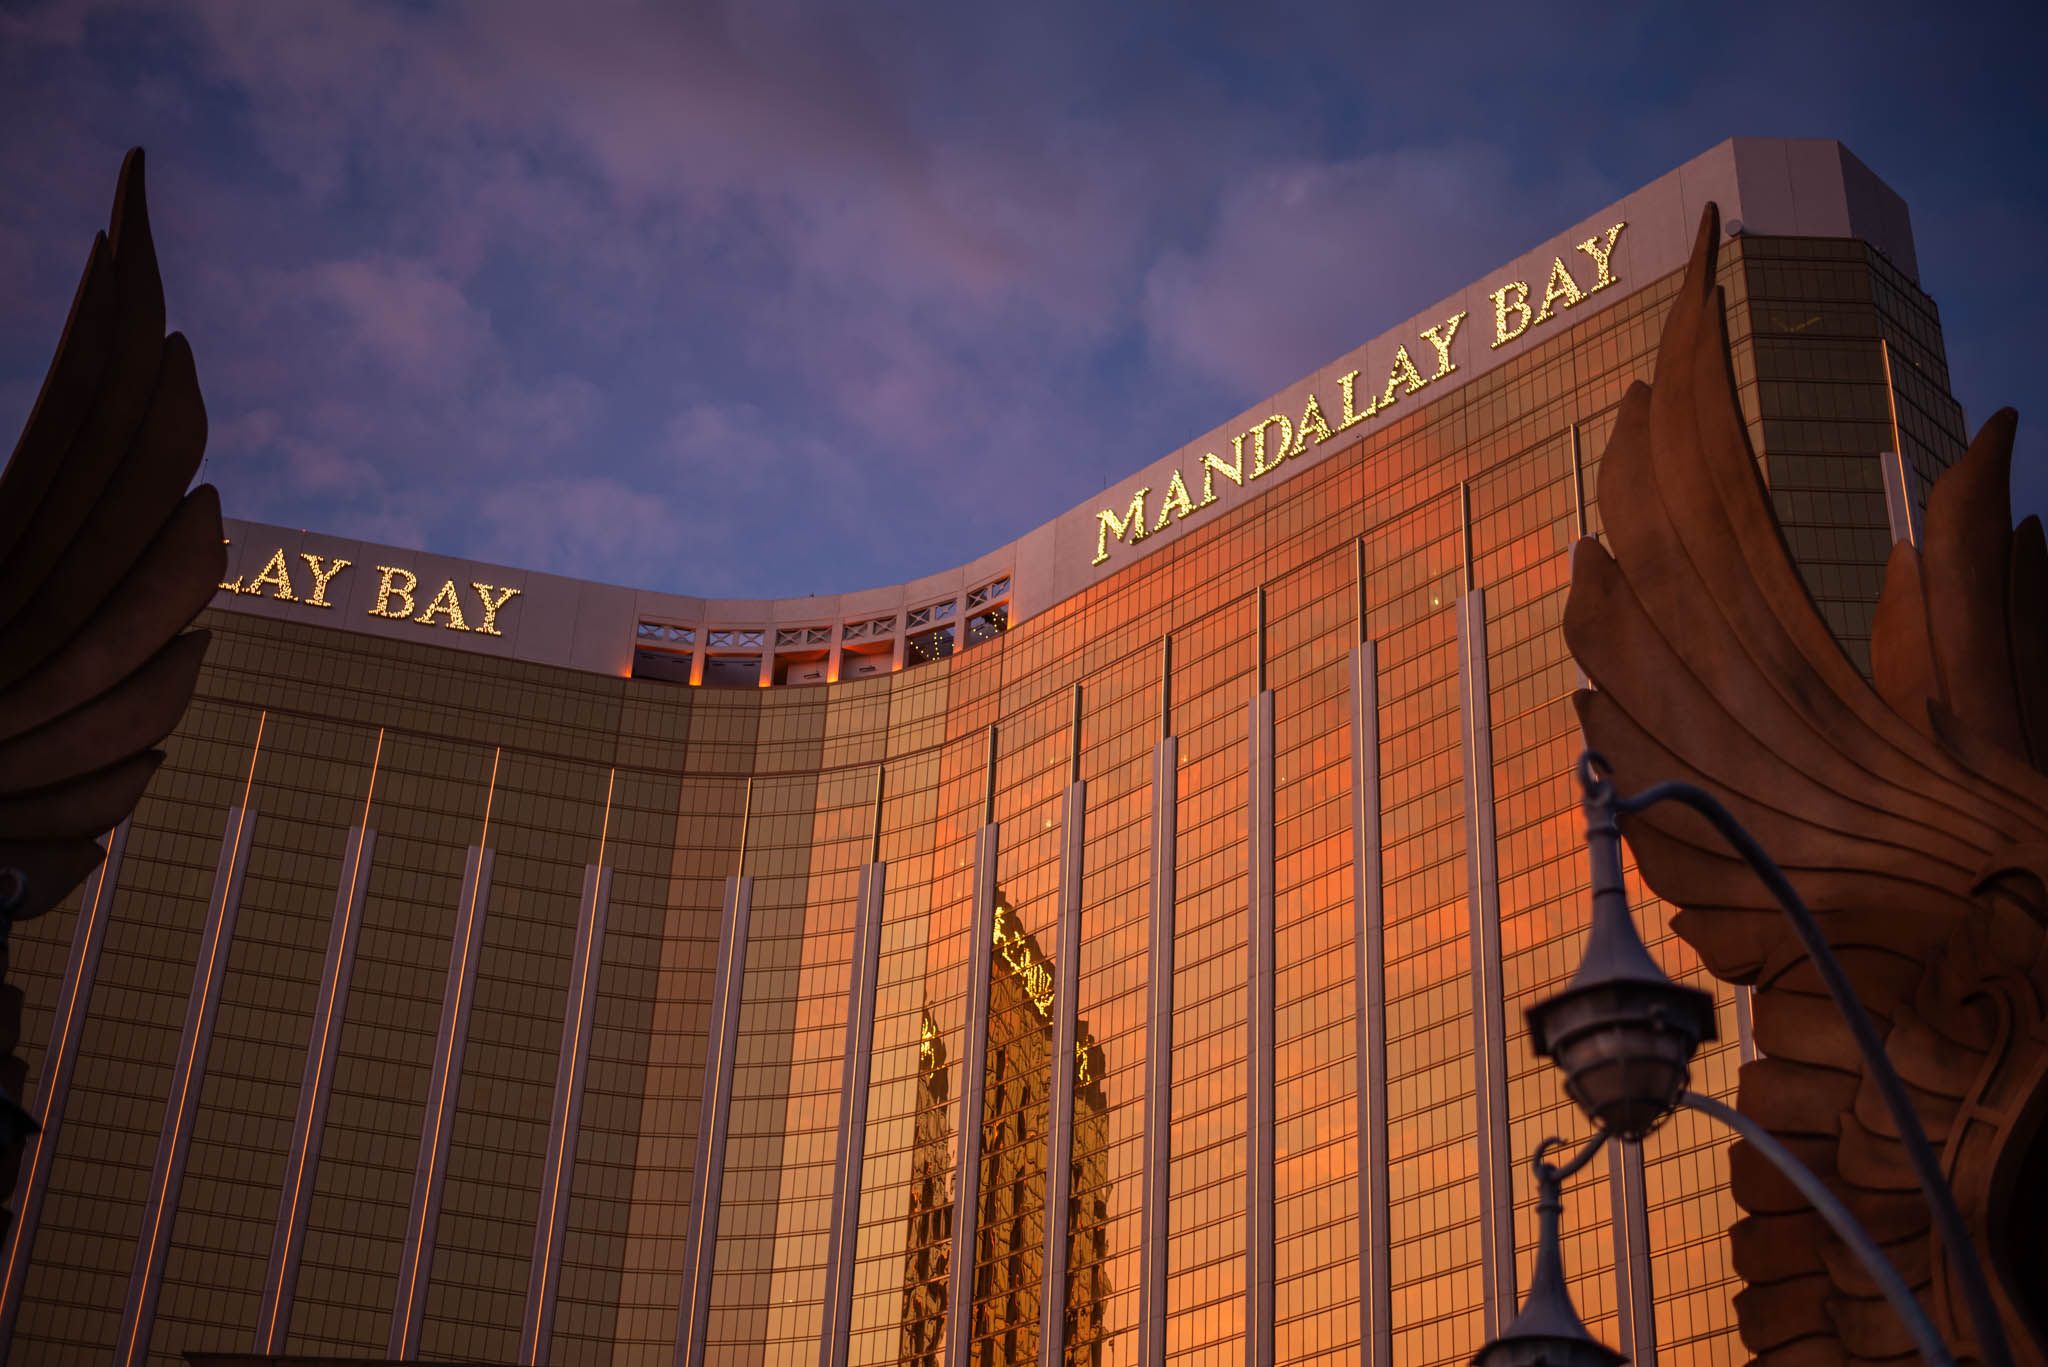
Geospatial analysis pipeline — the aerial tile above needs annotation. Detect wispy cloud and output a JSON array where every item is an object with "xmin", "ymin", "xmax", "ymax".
[{"xmin": 1139, "ymin": 145, "xmax": 1604, "ymax": 393}]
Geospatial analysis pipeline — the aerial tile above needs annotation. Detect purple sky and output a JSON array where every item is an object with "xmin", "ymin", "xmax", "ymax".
[{"xmin": 3, "ymin": 2, "xmax": 2044, "ymax": 599}]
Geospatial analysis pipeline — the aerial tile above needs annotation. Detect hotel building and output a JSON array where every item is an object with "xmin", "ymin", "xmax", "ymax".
[{"xmin": 0, "ymin": 138, "xmax": 1965, "ymax": 1367}]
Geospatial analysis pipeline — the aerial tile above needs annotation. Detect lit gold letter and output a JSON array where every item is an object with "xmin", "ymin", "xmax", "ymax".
[
  {"xmin": 218, "ymin": 537, "xmax": 245, "ymax": 593},
  {"xmin": 1379, "ymin": 347, "xmax": 1427, "ymax": 407},
  {"xmin": 1336, "ymin": 369, "xmax": 1376, "ymax": 431},
  {"xmin": 246, "ymin": 548, "xmax": 298, "ymax": 601},
  {"xmin": 370, "ymin": 565, "xmax": 418, "ymax": 619},
  {"xmin": 1153, "ymin": 469, "xmax": 1195, "ymax": 531},
  {"xmin": 415, "ymin": 580, "xmax": 471, "ymax": 631},
  {"xmin": 1092, "ymin": 487, "xmax": 1151, "ymax": 566},
  {"xmin": 1198, "ymin": 450, "xmax": 1242, "ymax": 508},
  {"xmin": 1290, "ymin": 393, "xmax": 1333, "ymax": 455},
  {"xmin": 1420, "ymin": 310, "xmax": 1467, "ymax": 380},
  {"xmin": 1025, "ymin": 962, "xmax": 1052, "ymax": 1017},
  {"xmin": 1491, "ymin": 281, "xmax": 1531, "ymax": 348},
  {"xmin": 472, "ymin": 582, "xmax": 521, "ymax": 636},
  {"xmin": 1533, "ymin": 257, "xmax": 1584, "ymax": 324},
  {"xmin": 1576, "ymin": 221, "xmax": 1625, "ymax": 292},
  {"xmin": 1247, "ymin": 415, "xmax": 1292, "ymax": 478},
  {"xmin": 299, "ymin": 553, "xmax": 351, "ymax": 608}
]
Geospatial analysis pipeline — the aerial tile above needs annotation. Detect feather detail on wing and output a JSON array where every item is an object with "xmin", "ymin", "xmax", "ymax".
[
  {"xmin": 0, "ymin": 148, "xmax": 223, "ymax": 922},
  {"xmin": 1566, "ymin": 204, "xmax": 2048, "ymax": 1365}
]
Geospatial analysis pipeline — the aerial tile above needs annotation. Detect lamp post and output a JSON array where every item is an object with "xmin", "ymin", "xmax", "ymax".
[
  {"xmin": 1473, "ymin": 751, "xmax": 2013, "ymax": 1367},
  {"xmin": 1470, "ymin": 1133, "xmax": 1623, "ymax": 1367}
]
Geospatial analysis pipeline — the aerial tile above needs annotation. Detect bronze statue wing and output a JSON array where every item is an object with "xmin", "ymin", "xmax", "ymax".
[
  {"xmin": 1565, "ymin": 206, "xmax": 2048, "ymax": 1365},
  {"xmin": 0, "ymin": 149, "xmax": 224, "ymax": 922},
  {"xmin": 1872, "ymin": 405, "xmax": 2048, "ymax": 771},
  {"xmin": 1566, "ymin": 204, "xmax": 2048, "ymax": 985}
]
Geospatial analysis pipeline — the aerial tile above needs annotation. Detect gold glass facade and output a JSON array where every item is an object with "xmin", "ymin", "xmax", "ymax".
[{"xmin": 2, "ymin": 203, "xmax": 1966, "ymax": 1367}]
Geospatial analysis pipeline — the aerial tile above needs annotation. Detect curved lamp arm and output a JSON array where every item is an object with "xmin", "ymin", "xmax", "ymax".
[
  {"xmin": 1589, "ymin": 756, "xmax": 2010, "ymax": 1367},
  {"xmin": 1535, "ymin": 1131, "xmax": 1608, "ymax": 1187},
  {"xmin": 1681, "ymin": 1091, "xmax": 1952, "ymax": 1367}
]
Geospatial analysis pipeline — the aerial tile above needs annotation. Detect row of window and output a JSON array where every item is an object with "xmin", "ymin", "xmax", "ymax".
[{"xmin": 631, "ymin": 578, "xmax": 1013, "ymax": 688}]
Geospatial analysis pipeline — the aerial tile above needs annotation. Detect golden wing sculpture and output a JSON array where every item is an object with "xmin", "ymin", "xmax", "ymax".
[
  {"xmin": 1566, "ymin": 206, "xmax": 2048, "ymax": 1366},
  {"xmin": 0, "ymin": 150, "xmax": 223, "ymax": 1173}
]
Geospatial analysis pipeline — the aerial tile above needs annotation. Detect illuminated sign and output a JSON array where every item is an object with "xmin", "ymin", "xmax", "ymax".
[
  {"xmin": 919, "ymin": 1012, "xmax": 941, "ymax": 1078},
  {"xmin": 219, "ymin": 544, "xmax": 522, "ymax": 637},
  {"xmin": 992, "ymin": 901, "xmax": 1055, "ymax": 1020},
  {"xmin": 992, "ymin": 900, "xmax": 1100, "ymax": 1087},
  {"xmin": 904, "ymin": 909, "xmax": 1104, "ymax": 1089},
  {"xmin": 1090, "ymin": 222, "xmax": 1626, "ymax": 568}
]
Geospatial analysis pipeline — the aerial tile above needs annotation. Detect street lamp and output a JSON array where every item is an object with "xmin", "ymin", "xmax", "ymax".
[
  {"xmin": 1523, "ymin": 760, "xmax": 1715, "ymax": 1140},
  {"xmin": 1470, "ymin": 1134, "xmax": 1624, "ymax": 1367},
  {"xmin": 1476, "ymin": 752, "xmax": 2014, "ymax": 1367}
]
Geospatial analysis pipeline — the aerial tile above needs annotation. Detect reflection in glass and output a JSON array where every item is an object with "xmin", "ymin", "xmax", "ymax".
[{"xmin": 897, "ymin": 902, "xmax": 1111, "ymax": 1366}]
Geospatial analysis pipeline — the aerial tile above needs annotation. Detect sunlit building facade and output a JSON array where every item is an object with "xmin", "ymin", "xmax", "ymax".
[{"xmin": 0, "ymin": 138, "xmax": 1964, "ymax": 1367}]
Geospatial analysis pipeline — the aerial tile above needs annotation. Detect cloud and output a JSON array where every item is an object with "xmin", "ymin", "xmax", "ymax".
[
  {"xmin": 184, "ymin": 241, "xmax": 604, "ymax": 558},
  {"xmin": 1, "ymin": 0, "xmax": 2041, "ymax": 605},
  {"xmin": 304, "ymin": 258, "xmax": 493, "ymax": 391},
  {"xmin": 472, "ymin": 474, "xmax": 678, "ymax": 586},
  {"xmin": 1139, "ymin": 145, "xmax": 1599, "ymax": 394},
  {"xmin": 128, "ymin": 0, "xmax": 1224, "ymax": 594}
]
